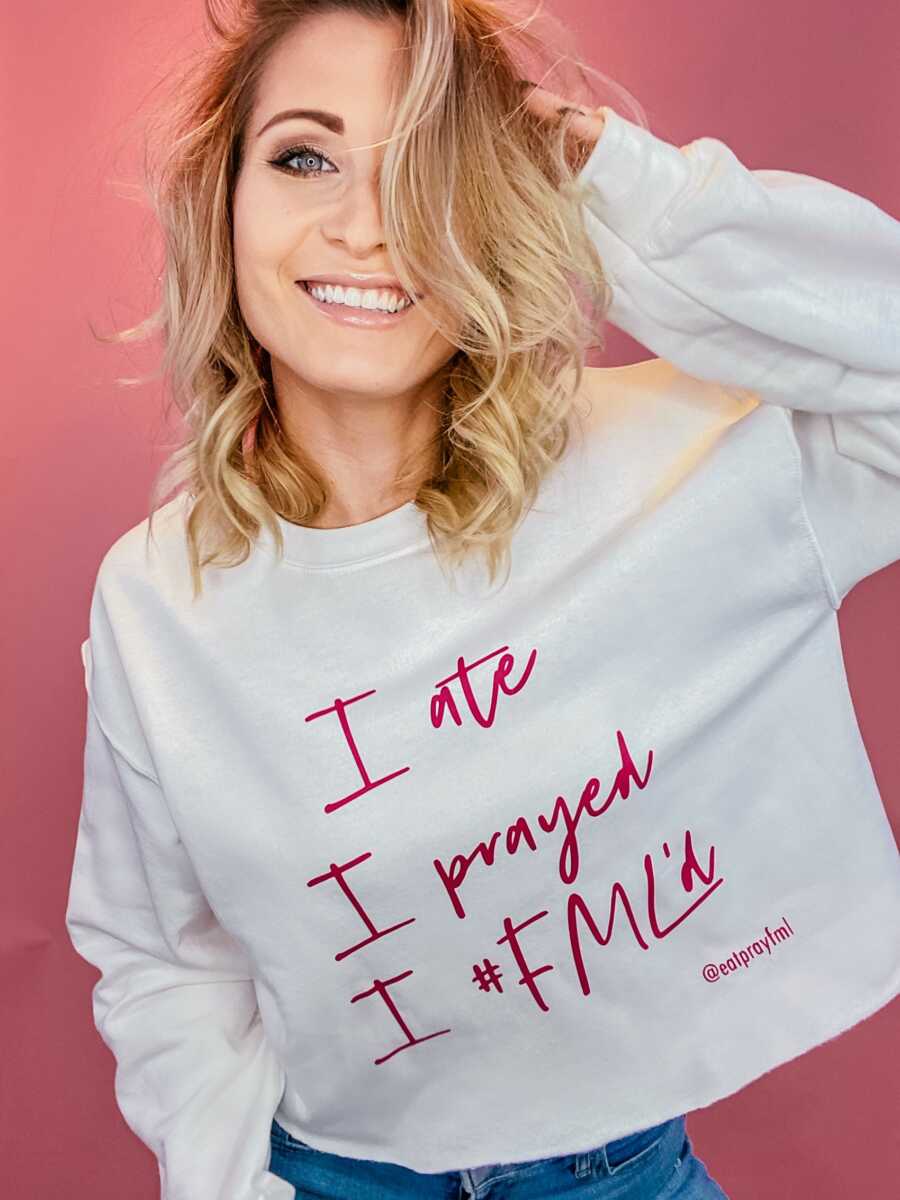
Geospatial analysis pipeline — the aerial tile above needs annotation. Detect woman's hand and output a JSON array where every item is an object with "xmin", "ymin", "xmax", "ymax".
[{"xmin": 517, "ymin": 79, "xmax": 606, "ymax": 153}]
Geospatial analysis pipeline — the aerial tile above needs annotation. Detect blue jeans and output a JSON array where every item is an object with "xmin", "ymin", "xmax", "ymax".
[{"xmin": 268, "ymin": 1113, "xmax": 730, "ymax": 1198}]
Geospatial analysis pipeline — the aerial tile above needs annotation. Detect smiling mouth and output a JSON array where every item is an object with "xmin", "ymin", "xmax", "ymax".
[
  {"xmin": 298, "ymin": 280, "xmax": 417, "ymax": 311},
  {"xmin": 295, "ymin": 280, "xmax": 422, "ymax": 328}
]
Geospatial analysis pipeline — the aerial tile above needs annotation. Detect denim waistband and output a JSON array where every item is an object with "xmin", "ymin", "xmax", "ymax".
[
  {"xmin": 458, "ymin": 1114, "xmax": 685, "ymax": 1193},
  {"xmin": 271, "ymin": 1112, "xmax": 688, "ymax": 1198}
]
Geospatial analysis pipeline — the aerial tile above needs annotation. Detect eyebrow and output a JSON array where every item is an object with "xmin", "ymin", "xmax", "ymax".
[{"xmin": 255, "ymin": 109, "xmax": 345, "ymax": 138}]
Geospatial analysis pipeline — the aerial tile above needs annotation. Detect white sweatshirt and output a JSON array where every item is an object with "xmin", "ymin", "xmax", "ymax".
[{"xmin": 65, "ymin": 105, "xmax": 900, "ymax": 1200}]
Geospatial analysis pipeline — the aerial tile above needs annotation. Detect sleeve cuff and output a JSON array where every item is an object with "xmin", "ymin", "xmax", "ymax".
[
  {"xmin": 259, "ymin": 1169, "xmax": 297, "ymax": 1199},
  {"xmin": 577, "ymin": 106, "xmax": 696, "ymax": 244}
]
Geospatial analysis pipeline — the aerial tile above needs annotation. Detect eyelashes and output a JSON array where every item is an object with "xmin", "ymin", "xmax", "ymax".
[{"xmin": 268, "ymin": 143, "xmax": 337, "ymax": 177}]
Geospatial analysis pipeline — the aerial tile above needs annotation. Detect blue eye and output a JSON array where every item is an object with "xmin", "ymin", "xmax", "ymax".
[{"xmin": 269, "ymin": 143, "xmax": 336, "ymax": 177}]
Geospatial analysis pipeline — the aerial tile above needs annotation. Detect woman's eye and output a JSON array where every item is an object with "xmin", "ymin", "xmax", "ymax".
[{"xmin": 269, "ymin": 145, "xmax": 336, "ymax": 177}]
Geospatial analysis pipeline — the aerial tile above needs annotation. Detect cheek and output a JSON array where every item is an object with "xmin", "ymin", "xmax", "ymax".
[
  {"xmin": 232, "ymin": 232, "xmax": 305, "ymax": 339},
  {"xmin": 233, "ymin": 180, "xmax": 308, "ymax": 275},
  {"xmin": 233, "ymin": 219, "xmax": 281, "ymax": 279},
  {"xmin": 396, "ymin": 306, "xmax": 456, "ymax": 359},
  {"xmin": 231, "ymin": 178, "xmax": 259, "ymax": 260},
  {"xmin": 415, "ymin": 311, "xmax": 464, "ymax": 362},
  {"xmin": 412, "ymin": 292, "xmax": 465, "ymax": 344},
  {"xmin": 232, "ymin": 211, "xmax": 272, "ymax": 313}
]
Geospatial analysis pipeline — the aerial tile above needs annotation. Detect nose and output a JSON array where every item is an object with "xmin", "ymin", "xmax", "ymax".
[{"xmin": 321, "ymin": 167, "xmax": 387, "ymax": 256}]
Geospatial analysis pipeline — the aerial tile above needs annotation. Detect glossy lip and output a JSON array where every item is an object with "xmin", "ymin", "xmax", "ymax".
[{"xmin": 296, "ymin": 280, "xmax": 416, "ymax": 328}]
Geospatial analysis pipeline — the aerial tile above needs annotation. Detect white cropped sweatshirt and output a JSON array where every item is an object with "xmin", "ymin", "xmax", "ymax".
[{"xmin": 65, "ymin": 105, "xmax": 900, "ymax": 1199}]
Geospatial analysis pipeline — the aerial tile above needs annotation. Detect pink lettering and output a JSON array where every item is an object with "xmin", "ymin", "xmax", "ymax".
[
  {"xmin": 307, "ymin": 851, "xmax": 416, "ymax": 960},
  {"xmin": 430, "ymin": 644, "xmax": 538, "ymax": 730},
  {"xmin": 305, "ymin": 689, "xmax": 411, "ymax": 814},
  {"xmin": 496, "ymin": 910, "xmax": 554, "ymax": 1012},
  {"xmin": 432, "ymin": 729, "xmax": 654, "ymax": 918},
  {"xmin": 350, "ymin": 969, "xmax": 452, "ymax": 1065},
  {"xmin": 568, "ymin": 829, "xmax": 723, "ymax": 997}
]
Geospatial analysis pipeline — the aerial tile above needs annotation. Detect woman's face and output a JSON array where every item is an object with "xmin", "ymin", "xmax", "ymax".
[{"xmin": 232, "ymin": 11, "xmax": 459, "ymax": 403}]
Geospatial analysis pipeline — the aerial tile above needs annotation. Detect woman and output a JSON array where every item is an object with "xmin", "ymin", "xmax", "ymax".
[{"xmin": 64, "ymin": 1, "xmax": 900, "ymax": 1198}]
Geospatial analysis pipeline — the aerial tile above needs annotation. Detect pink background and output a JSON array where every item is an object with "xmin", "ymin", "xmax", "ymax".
[{"xmin": 4, "ymin": 2, "xmax": 898, "ymax": 1195}]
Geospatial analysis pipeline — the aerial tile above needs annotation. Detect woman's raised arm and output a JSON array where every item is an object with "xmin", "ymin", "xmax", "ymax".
[{"xmin": 569, "ymin": 101, "xmax": 900, "ymax": 607}]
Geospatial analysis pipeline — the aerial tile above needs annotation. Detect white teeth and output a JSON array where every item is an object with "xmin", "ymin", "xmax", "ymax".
[{"xmin": 305, "ymin": 283, "xmax": 412, "ymax": 312}]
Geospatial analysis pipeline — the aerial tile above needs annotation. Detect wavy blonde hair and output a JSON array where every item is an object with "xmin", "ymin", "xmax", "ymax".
[{"xmin": 102, "ymin": 0, "xmax": 646, "ymax": 597}]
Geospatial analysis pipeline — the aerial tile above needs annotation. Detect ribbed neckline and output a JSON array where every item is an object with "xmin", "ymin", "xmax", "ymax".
[{"xmin": 257, "ymin": 498, "xmax": 431, "ymax": 569}]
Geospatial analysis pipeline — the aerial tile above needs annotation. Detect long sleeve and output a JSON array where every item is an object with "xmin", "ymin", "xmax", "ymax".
[
  {"xmin": 65, "ymin": 626, "xmax": 295, "ymax": 1199},
  {"xmin": 578, "ymin": 106, "xmax": 900, "ymax": 607}
]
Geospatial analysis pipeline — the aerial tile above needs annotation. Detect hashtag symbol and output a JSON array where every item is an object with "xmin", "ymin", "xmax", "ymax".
[{"xmin": 472, "ymin": 958, "xmax": 504, "ymax": 993}]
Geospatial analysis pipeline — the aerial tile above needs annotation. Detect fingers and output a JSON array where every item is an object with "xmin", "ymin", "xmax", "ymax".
[
  {"xmin": 513, "ymin": 79, "xmax": 605, "ymax": 168},
  {"xmin": 516, "ymin": 79, "xmax": 594, "ymax": 122}
]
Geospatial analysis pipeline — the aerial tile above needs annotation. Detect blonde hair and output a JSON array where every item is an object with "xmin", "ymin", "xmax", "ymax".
[{"xmin": 101, "ymin": 0, "xmax": 647, "ymax": 598}]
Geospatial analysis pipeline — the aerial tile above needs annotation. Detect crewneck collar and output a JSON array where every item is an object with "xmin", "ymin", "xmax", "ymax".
[{"xmin": 257, "ymin": 497, "xmax": 431, "ymax": 569}]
